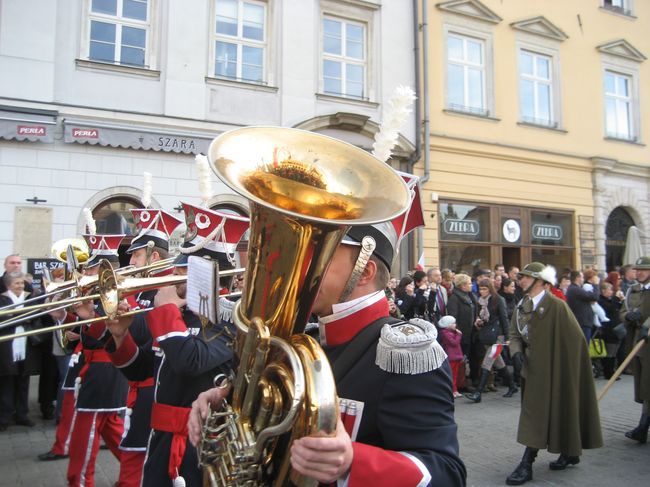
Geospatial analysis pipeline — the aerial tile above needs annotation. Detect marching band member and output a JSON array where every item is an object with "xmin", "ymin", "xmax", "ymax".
[
  {"xmin": 189, "ymin": 222, "xmax": 467, "ymax": 486},
  {"xmin": 106, "ymin": 203, "xmax": 249, "ymax": 486},
  {"xmin": 65, "ymin": 235, "xmax": 129, "ymax": 487},
  {"xmin": 112, "ymin": 208, "xmax": 183, "ymax": 485}
]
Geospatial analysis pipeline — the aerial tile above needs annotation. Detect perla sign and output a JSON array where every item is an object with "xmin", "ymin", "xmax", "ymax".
[
  {"xmin": 444, "ymin": 219, "xmax": 480, "ymax": 236},
  {"xmin": 532, "ymin": 224, "xmax": 563, "ymax": 241}
]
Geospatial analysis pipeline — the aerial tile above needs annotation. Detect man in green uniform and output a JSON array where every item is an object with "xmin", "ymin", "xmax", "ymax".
[
  {"xmin": 620, "ymin": 256, "xmax": 650, "ymax": 443},
  {"xmin": 506, "ymin": 262, "xmax": 603, "ymax": 486}
]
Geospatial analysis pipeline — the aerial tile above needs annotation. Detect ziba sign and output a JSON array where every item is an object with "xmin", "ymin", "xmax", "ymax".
[{"xmin": 532, "ymin": 224, "xmax": 563, "ymax": 240}]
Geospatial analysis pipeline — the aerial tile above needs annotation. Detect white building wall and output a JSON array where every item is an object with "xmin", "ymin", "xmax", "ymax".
[{"xmin": 0, "ymin": 0, "xmax": 417, "ymax": 259}]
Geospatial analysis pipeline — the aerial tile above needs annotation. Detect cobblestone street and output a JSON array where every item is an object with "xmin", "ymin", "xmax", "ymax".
[{"xmin": 0, "ymin": 375, "xmax": 648, "ymax": 486}]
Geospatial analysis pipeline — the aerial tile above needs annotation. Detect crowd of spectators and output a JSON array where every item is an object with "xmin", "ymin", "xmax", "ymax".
[{"xmin": 384, "ymin": 262, "xmax": 638, "ymax": 402}]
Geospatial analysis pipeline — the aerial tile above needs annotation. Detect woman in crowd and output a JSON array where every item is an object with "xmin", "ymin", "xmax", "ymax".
[
  {"xmin": 465, "ymin": 279, "xmax": 517, "ymax": 403},
  {"xmin": 0, "ymin": 272, "xmax": 40, "ymax": 431},
  {"xmin": 499, "ymin": 278, "xmax": 518, "ymax": 322},
  {"xmin": 597, "ymin": 281, "xmax": 626, "ymax": 380},
  {"xmin": 395, "ymin": 275, "xmax": 427, "ymax": 320},
  {"xmin": 446, "ymin": 273, "xmax": 477, "ymax": 392},
  {"xmin": 441, "ymin": 268, "xmax": 455, "ymax": 295}
]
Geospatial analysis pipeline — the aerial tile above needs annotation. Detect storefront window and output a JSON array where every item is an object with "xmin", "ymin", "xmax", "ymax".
[
  {"xmin": 531, "ymin": 248, "xmax": 573, "ymax": 274},
  {"xmin": 439, "ymin": 203, "xmax": 490, "ymax": 242},
  {"xmin": 440, "ymin": 245, "xmax": 491, "ymax": 275},
  {"xmin": 530, "ymin": 211, "xmax": 572, "ymax": 247}
]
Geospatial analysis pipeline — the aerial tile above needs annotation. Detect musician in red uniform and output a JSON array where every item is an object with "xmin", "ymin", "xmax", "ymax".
[
  {"xmin": 106, "ymin": 203, "xmax": 249, "ymax": 486},
  {"xmin": 113, "ymin": 208, "xmax": 183, "ymax": 485},
  {"xmin": 190, "ymin": 222, "xmax": 466, "ymax": 486},
  {"xmin": 65, "ymin": 235, "xmax": 129, "ymax": 487}
]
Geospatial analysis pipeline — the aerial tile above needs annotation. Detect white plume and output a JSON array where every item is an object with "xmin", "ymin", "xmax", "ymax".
[
  {"xmin": 83, "ymin": 208, "xmax": 96, "ymax": 235},
  {"xmin": 372, "ymin": 85, "xmax": 416, "ymax": 163},
  {"xmin": 196, "ymin": 154, "xmax": 213, "ymax": 203},
  {"xmin": 142, "ymin": 172, "xmax": 152, "ymax": 208},
  {"xmin": 539, "ymin": 265, "xmax": 557, "ymax": 286}
]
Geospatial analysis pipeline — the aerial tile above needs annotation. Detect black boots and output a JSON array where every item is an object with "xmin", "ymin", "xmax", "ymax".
[
  {"xmin": 498, "ymin": 367, "xmax": 518, "ymax": 398},
  {"xmin": 506, "ymin": 447, "xmax": 538, "ymax": 485},
  {"xmin": 465, "ymin": 368, "xmax": 489, "ymax": 403},
  {"xmin": 625, "ymin": 413, "xmax": 650, "ymax": 444},
  {"xmin": 549, "ymin": 453, "xmax": 580, "ymax": 470}
]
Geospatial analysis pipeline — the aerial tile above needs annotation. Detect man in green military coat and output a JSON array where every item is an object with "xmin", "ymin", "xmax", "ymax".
[
  {"xmin": 620, "ymin": 255, "xmax": 650, "ymax": 443},
  {"xmin": 505, "ymin": 262, "xmax": 603, "ymax": 486}
]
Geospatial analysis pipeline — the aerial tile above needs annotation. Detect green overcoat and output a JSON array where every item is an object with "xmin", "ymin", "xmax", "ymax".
[
  {"xmin": 620, "ymin": 283, "xmax": 650, "ymax": 402},
  {"xmin": 509, "ymin": 292, "xmax": 603, "ymax": 456}
]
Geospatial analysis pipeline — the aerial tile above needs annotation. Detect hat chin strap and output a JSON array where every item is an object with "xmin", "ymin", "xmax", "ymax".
[
  {"xmin": 338, "ymin": 236, "xmax": 376, "ymax": 303},
  {"xmin": 522, "ymin": 278, "xmax": 539, "ymax": 296}
]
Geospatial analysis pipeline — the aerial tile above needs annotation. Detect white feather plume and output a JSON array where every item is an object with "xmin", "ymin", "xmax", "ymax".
[
  {"xmin": 372, "ymin": 85, "xmax": 416, "ymax": 163},
  {"xmin": 196, "ymin": 154, "xmax": 213, "ymax": 203},
  {"xmin": 142, "ymin": 172, "xmax": 152, "ymax": 208},
  {"xmin": 83, "ymin": 207, "xmax": 96, "ymax": 235},
  {"xmin": 539, "ymin": 265, "xmax": 557, "ymax": 286}
]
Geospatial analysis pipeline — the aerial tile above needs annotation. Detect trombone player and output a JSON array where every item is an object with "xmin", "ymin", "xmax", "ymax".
[
  {"xmin": 189, "ymin": 222, "xmax": 467, "ymax": 486},
  {"xmin": 104, "ymin": 202, "xmax": 249, "ymax": 487}
]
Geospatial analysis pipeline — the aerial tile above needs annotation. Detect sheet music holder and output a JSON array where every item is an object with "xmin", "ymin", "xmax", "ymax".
[{"xmin": 187, "ymin": 256, "xmax": 219, "ymax": 326}]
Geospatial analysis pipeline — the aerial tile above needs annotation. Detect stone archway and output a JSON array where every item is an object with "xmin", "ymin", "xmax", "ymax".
[
  {"xmin": 605, "ymin": 206, "xmax": 636, "ymax": 271},
  {"xmin": 593, "ymin": 181, "xmax": 648, "ymax": 271}
]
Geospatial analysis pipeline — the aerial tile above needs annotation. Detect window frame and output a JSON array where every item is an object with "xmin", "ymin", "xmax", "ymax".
[
  {"xmin": 80, "ymin": 0, "xmax": 157, "ymax": 70},
  {"xmin": 443, "ymin": 23, "xmax": 495, "ymax": 118},
  {"xmin": 515, "ymin": 40, "xmax": 563, "ymax": 129},
  {"xmin": 320, "ymin": 14, "xmax": 367, "ymax": 100},
  {"xmin": 318, "ymin": 0, "xmax": 376, "ymax": 103},
  {"xmin": 601, "ymin": 60, "xmax": 641, "ymax": 143},
  {"xmin": 602, "ymin": 0, "xmax": 634, "ymax": 17},
  {"xmin": 208, "ymin": 0, "xmax": 269, "ymax": 85}
]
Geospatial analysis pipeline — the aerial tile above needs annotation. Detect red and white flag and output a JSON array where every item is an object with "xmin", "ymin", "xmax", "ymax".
[{"xmin": 391, "ymin": 170, "xmax": 425, "ymax": 242}]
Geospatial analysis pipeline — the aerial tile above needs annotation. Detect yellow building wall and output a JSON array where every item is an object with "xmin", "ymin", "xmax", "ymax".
[{"xmin": 418, "ymin": 0, "xmax": 650, "ymax": 270}]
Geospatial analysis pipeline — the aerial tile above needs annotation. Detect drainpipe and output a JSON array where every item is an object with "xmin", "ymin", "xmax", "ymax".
[{"xmin": 414, "ymin": 0, "xmax": 431, "ymax": 267}]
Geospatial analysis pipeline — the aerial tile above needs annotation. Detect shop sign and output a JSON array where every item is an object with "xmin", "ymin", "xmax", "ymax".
[
  {"xmin": 532, "ymin": 224, "xmax": 563, "ymax": 241},
  {"xmin": 443, "ymin": 219, "xmax": 479, "ymax": 236},
  {"xmin": 26, "ymin": 258, "xmax": 64, "ymax": 292},
  {"xmin": 72, "ymin": 127, "xmax": 99, "ymax": 138},
  {"xmin": 502, "ymin": 219, "xmax": 521, "ymax": 243},
  {"xmin": 17, "ymin": 125, "xmax": 46, "ymax": 136}
]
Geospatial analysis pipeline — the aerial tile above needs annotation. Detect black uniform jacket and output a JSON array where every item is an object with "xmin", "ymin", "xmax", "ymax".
[
  {"xmin": 107, "ymin": 302, "xmax": 235, "ymax": 486},
  {"xmin": 323, "ymin": 315, "xmax": 466, "ymax": 486},
  {"xmin": 108, "ymin": 289, "xmax": 157, "ymax": 450},
  {"xmin": 76, "ymin": 315, "xmax": 128, "ymax": 411}
]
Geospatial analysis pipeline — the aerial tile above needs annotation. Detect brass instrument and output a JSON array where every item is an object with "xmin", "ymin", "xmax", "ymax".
[
  {"xmin": 0, "ymin": 259, "xmax": 246, "ymax": 343},
  {"xmin": 0, "ymin": 258, "xmax": 176, "ymax": 321},
  {"xmin": 52, "ymin": 237, "xmax": 90, "ymax": 265},
  {"xmin": 198, "ymin": 127, "xmax": 410, "ymax": 486}
]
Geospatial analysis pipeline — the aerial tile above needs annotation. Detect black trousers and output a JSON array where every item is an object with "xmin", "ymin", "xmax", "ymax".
[{"xmin": 0, "ymin": 364, "xmax": 31, "ymax": 424}]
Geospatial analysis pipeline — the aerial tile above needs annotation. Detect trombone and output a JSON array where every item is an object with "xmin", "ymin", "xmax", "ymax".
[
  {"xmin": 0, "ymin": 258, "xmax": 175, "ymax": 318},
  {"xmin": 0, "ymin": 259, "xmax": 245, "ymax": 343}
]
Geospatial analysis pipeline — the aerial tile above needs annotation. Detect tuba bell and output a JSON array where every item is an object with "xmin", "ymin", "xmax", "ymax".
[{"xmin": 198, "ymin": 127, "xmax": 410, "ymax": 486}]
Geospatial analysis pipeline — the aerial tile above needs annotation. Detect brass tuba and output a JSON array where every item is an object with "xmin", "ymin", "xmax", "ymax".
[{"xmin": 198, "ymin": 127, "xmax": 410, "ymax": 486}]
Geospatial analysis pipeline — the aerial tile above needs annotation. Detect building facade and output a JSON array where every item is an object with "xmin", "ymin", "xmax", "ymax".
[
  {"xmin": 418, "ymin": 0, "xmax": 650, "ymax": 274},
  {"xmin": 0, "ymin": 0, "xmax": 417, "ymax": 272}
]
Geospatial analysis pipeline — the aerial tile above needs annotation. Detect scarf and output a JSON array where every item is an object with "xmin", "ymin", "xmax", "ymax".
[
  {"xmin": 3, "ymin": 290, "xmax": 27, "ymax": 362},
  {"xmin": 478, "ymin": 295, "xmax": 490, "ymax": 322}
]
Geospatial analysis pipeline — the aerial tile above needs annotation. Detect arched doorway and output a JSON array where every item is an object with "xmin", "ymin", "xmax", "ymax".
[
  {"xmin": 605, "ymin": 206, "xmax": 635, "ymax": 271},
  {"xmin": 92, "ymin": 196, "xmax": 142, "ymax": 267}
]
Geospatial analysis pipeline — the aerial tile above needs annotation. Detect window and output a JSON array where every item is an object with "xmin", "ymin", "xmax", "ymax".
[
  {"xmin": 603, "ymin": 0, "xmax": 633, "ymax": 16},
  {"xmin": 322, "ymin": 16, "xmax": 366, "ymax": 100},
  {"xmin": 446, "ymin": 33, "xmax": 486, "ymax": 115},
  {"xmin": 519, "ymin": 50, "xmax": 554, "ymax": 126},
  {"xmin": 87, "ymin": 0, "xmax": 151, "ymax": 67},
  {"xmin": 604, "ymin": 70, "xmax": 634, "ymax": 140},
  {"xmin": 213, "ymin": 0, "xmax": 267, "ymax": 83}
]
